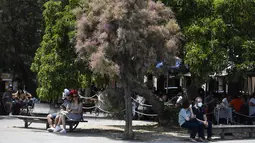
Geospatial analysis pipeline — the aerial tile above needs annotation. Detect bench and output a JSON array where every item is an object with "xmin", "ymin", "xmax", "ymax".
[
  {"xmin": 13, "ymin": 103, "xmax": 88, "ymax": 132},
  {"xmin": 212, "ymin": 125, "xmax": 255, "ymax": 139}
]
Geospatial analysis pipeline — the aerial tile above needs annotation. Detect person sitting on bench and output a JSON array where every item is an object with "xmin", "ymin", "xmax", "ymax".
[
  {"xmin": 192, "ymin": 96, "xmax": 212, "ymax": 141},
  {"xmin": 178, "ymin": 98, "xmax": 204, "ymax": 142},
  {"xmin": 54, "ymin": 90, "xmax": 83, "ymax": 133},
  {"xmin": 11, "ymin": 89, "xmax": 33, "ymax": 114},
  {"xmin": 2, "ymin": 86, "xmax": 13, "ymax": 115},
  {"xmin": 47, "ymin": 89, "xmax": 71, "ymax": 132}
]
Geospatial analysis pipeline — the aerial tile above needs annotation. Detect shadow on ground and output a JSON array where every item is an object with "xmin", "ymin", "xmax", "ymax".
[
  {"xmin": 12, "ymin": 123, "xmax": 186, "ymax": 142},
  {"xmin": 58, "ymin": 124, "xmax": 186, "ymax": 142}
]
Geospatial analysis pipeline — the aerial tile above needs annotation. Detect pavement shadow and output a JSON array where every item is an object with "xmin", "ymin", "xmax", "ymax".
[
  {"xmin": 54, "ymin": 128, "xmax": 130, "ymax": 141},
  {"xmin": 52, "ymin": 124, "xmax": 186, "ymax": 142},
  {"xmin": 12, "ymin": 126, "xmax": 47, "ymax": 132}
]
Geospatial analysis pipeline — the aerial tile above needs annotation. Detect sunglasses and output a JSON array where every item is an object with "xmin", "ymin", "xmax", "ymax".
[{"xmin": 73, "ymin": 96, "xmax": 78, "ymax": 98}]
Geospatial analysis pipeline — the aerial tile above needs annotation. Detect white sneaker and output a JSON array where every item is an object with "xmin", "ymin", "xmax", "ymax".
[
  {"xmin": 53, "ymin": 125, "xmax": 62, "ymax": 132},
  {"xmin": 47, "ymin": 127, "xmax": 54, "ymax": 132},
  {"xmin": 60, "ymin": 129, "xmax": 66, "ymax": 134}
]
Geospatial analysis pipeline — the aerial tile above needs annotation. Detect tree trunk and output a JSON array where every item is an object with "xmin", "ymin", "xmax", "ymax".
[
  {"xmin": 138, "ymin": 89, "xmax": 166, "ymax": 124},
  {"xmin": 132, "ymin": 83, "xmax": 167, "ymax": 125},
  {"xmin": 123, "ymin": 79, "xmax": 134, "ymax": 139}
]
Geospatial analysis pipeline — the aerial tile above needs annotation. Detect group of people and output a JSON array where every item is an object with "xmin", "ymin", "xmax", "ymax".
[
  {"xmin": 179, "ymin": 92, "xmax": 255, "ymax": 142},
  {"xmin": 46, "ymin": 89, "xmax": 83, "ymax": 134},
  {"xmin": 220, "ymin": 93, "xmax": 255, "ymax": 124},
  {"xmin": 178, "ymin": 97, "xmax": 212, "ymax": 142},
  {"xmin": 1, "ymin": 85, "xmax": 33, "ymax": 115}
]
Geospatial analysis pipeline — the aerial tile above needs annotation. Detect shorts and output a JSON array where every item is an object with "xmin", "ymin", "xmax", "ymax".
[{"xmin": 50, "ymin": 113, "xmax": 58, "ymax": 119}]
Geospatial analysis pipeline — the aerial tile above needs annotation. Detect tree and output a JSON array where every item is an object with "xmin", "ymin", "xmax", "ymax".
[
  {"xmin": 0, "ymin": 0, "xmax": 46, "ymax": 90},
  {"xmin": 164, "ymin": 0, "xmax": 227, "ymax": 85},
  {"xmin": 164, "ymin": 0, "xmax": 255, "ymax": 96},
  {"xmin": 75, "ymin": 0, "xmax": 181, "ymax": 139},
  {"xmin": 31, "ymin": 0, "xmax": 90, "ymax": 101}
]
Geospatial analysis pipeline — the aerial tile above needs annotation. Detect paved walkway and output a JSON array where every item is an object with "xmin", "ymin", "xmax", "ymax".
[{"xmin": 0, "ymin": 115, "xmax": 254, "ymax": 143}]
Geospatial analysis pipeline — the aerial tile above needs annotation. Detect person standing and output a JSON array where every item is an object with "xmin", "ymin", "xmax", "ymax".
[{"xmin": 249, "ymin": 93, "xmax": 255, "ymax": 124}]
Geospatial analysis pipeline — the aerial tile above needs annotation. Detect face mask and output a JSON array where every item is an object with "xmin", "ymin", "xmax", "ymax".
[{"xmin": 197, "ymin": 102, "xmax": 203, "ymax": 107}]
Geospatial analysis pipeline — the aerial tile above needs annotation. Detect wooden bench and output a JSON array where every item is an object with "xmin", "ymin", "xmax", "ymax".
[
  {"xmin": 13, "ymin": 103, "xmax": 88, "ymax": 132},
  {"xmin": 212, "ymin": 125, "xmax": 255, "ymax": 139}
]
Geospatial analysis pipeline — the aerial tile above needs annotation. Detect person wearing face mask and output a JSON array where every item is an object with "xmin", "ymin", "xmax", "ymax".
[
  {"xmin": 192, "ymin": 97, "xmax": 212, "ymax": 141},
  {"xmin": 179, "ymin": 98, "xmax": 204, "ymax": 142}
]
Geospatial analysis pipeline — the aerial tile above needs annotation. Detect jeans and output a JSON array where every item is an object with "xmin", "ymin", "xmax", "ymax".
[
  {"xmin": 181, "ymin": 120, "xmax": 204, "ymax": 139},
  {"xmin": 205, "ymin": 121, "xmax": 212, "ymax": 138}
]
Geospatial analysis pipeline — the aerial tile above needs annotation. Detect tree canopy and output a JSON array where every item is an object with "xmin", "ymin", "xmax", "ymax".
[
  {"xmin": 75, "ymin": 0, "xmax": 181, "ymax": 139},
  {"xmin": 0, "ymin": 0, "xmax": 46, "ymax": 85},
  {"xmin": 31, "ymin": 0, "xmax": 90, "ymax": 101},
  {"xmin": 164, "ymin": 0, "xmax": 255, "ymax": 84}
]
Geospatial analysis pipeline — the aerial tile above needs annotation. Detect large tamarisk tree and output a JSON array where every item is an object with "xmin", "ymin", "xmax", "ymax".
[{"xmin": 75, "ymin": 0, "xmax": 181, "ymax": 139}]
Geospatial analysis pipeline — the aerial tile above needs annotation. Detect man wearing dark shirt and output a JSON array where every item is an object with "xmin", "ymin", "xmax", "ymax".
[
  {"xmin": 192, "ymin": 97, "xmax": 213, "ymax": 141},
  {"xmin": 2, "ymin": 86, "xmax": 13, "ymax": 114}
]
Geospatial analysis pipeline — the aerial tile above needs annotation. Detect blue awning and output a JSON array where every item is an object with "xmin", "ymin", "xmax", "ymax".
[{"xmin": 156, "ymin": 57, "xmax": 182, "ymax": 69}]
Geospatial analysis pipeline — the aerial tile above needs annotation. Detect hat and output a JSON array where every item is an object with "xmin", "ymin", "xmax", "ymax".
[
  {"xmin": 64, "ymin": 89, "xmax": 70, "ymax": 96},
  {"xmin": 62, "ymin": 89, "xmax": 70, "ymax": 99}
]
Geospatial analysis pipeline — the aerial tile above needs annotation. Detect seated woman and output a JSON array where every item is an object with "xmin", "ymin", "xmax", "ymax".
[
  {"xmin": 178, "ymin": 98, "xmax": 204, "ymax": 142},
  {"xmin": 54, "ymin": 90, "xmax": 83, "ymax": 133}
]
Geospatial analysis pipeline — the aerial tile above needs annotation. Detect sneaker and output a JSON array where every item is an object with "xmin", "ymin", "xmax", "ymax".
[
  {"xmin": 207, "ymin": 137, "xmax": 212, "ymax": 141},
  {"xmin": 9, "ymin": 113, "xmax": 13, "ymax": 116},
  {"xmin": 47, "ymin": 127, "xmax": 54, "ymax": 132},
  {"xmin": 190, "ymin": 138, "xmax": 197, "ymax": 142},
  {"xmin": 60, "ymin": 129, "xmax": 66, "ymax": 134},
  {"xmin": 53, "ymin": 125, "xmax": 62, "ymax": 132},
  {"xmin": 197, "ymin": 137, "xmax": 205, "ymax": 142}
]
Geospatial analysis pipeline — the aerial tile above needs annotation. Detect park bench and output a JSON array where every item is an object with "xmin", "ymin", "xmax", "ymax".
[
  {"xmin": 13, "ymin": 103, "xmax": 88, "ymax": 132},
  {"xmin": 212, "ymin": 125, "xmax": 255, "ymax": 139}
]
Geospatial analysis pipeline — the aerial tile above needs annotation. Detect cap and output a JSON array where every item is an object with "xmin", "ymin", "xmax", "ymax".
[
  {"xmin": 62, "ymin": 89, "xmax": 70, "ymax": 99},
  {"xmin": 64, "ymin": 89, "xmax": 70, "ymax": 96},
  {"xmin": 70, "ymin": 89, "xmax": 78, "ymax": 95}
]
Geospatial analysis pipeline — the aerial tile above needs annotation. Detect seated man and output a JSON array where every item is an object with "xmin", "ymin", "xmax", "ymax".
[
  {"xmin": 192, "ymin": 97, "xmax": 212, "ymax": 141},
  {"xmin": 10, "ymin": 90, "xmax": 23, "ymax": 115},
  {"xmin": 179, "ymin": 98, "xmax": 204, "ymax": 142},
  {"xmin": 47, "ymin": 89, "xmax": 71, "ymax": 132},
  {"xmin": 2, "ymin": 86, "xmax": 13, "ymax": 115}
]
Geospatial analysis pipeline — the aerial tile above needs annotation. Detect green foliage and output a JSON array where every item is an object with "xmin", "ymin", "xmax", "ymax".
[
  {"xmin": 0, "ymin": 0, "xmax": 46, "ymax": 82},
  {"xmin": 31, "ymin": 0, "xmax": 89, "ymax": 101},
  {"xmin": 164, "ymin": 0, "xmax": 255, "ymax": 84}
]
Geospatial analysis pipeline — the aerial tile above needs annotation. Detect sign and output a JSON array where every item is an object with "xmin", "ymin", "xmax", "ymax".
[{"xmin": 1, "ymin": 73, "xmax": 13, "ymax": 80}]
